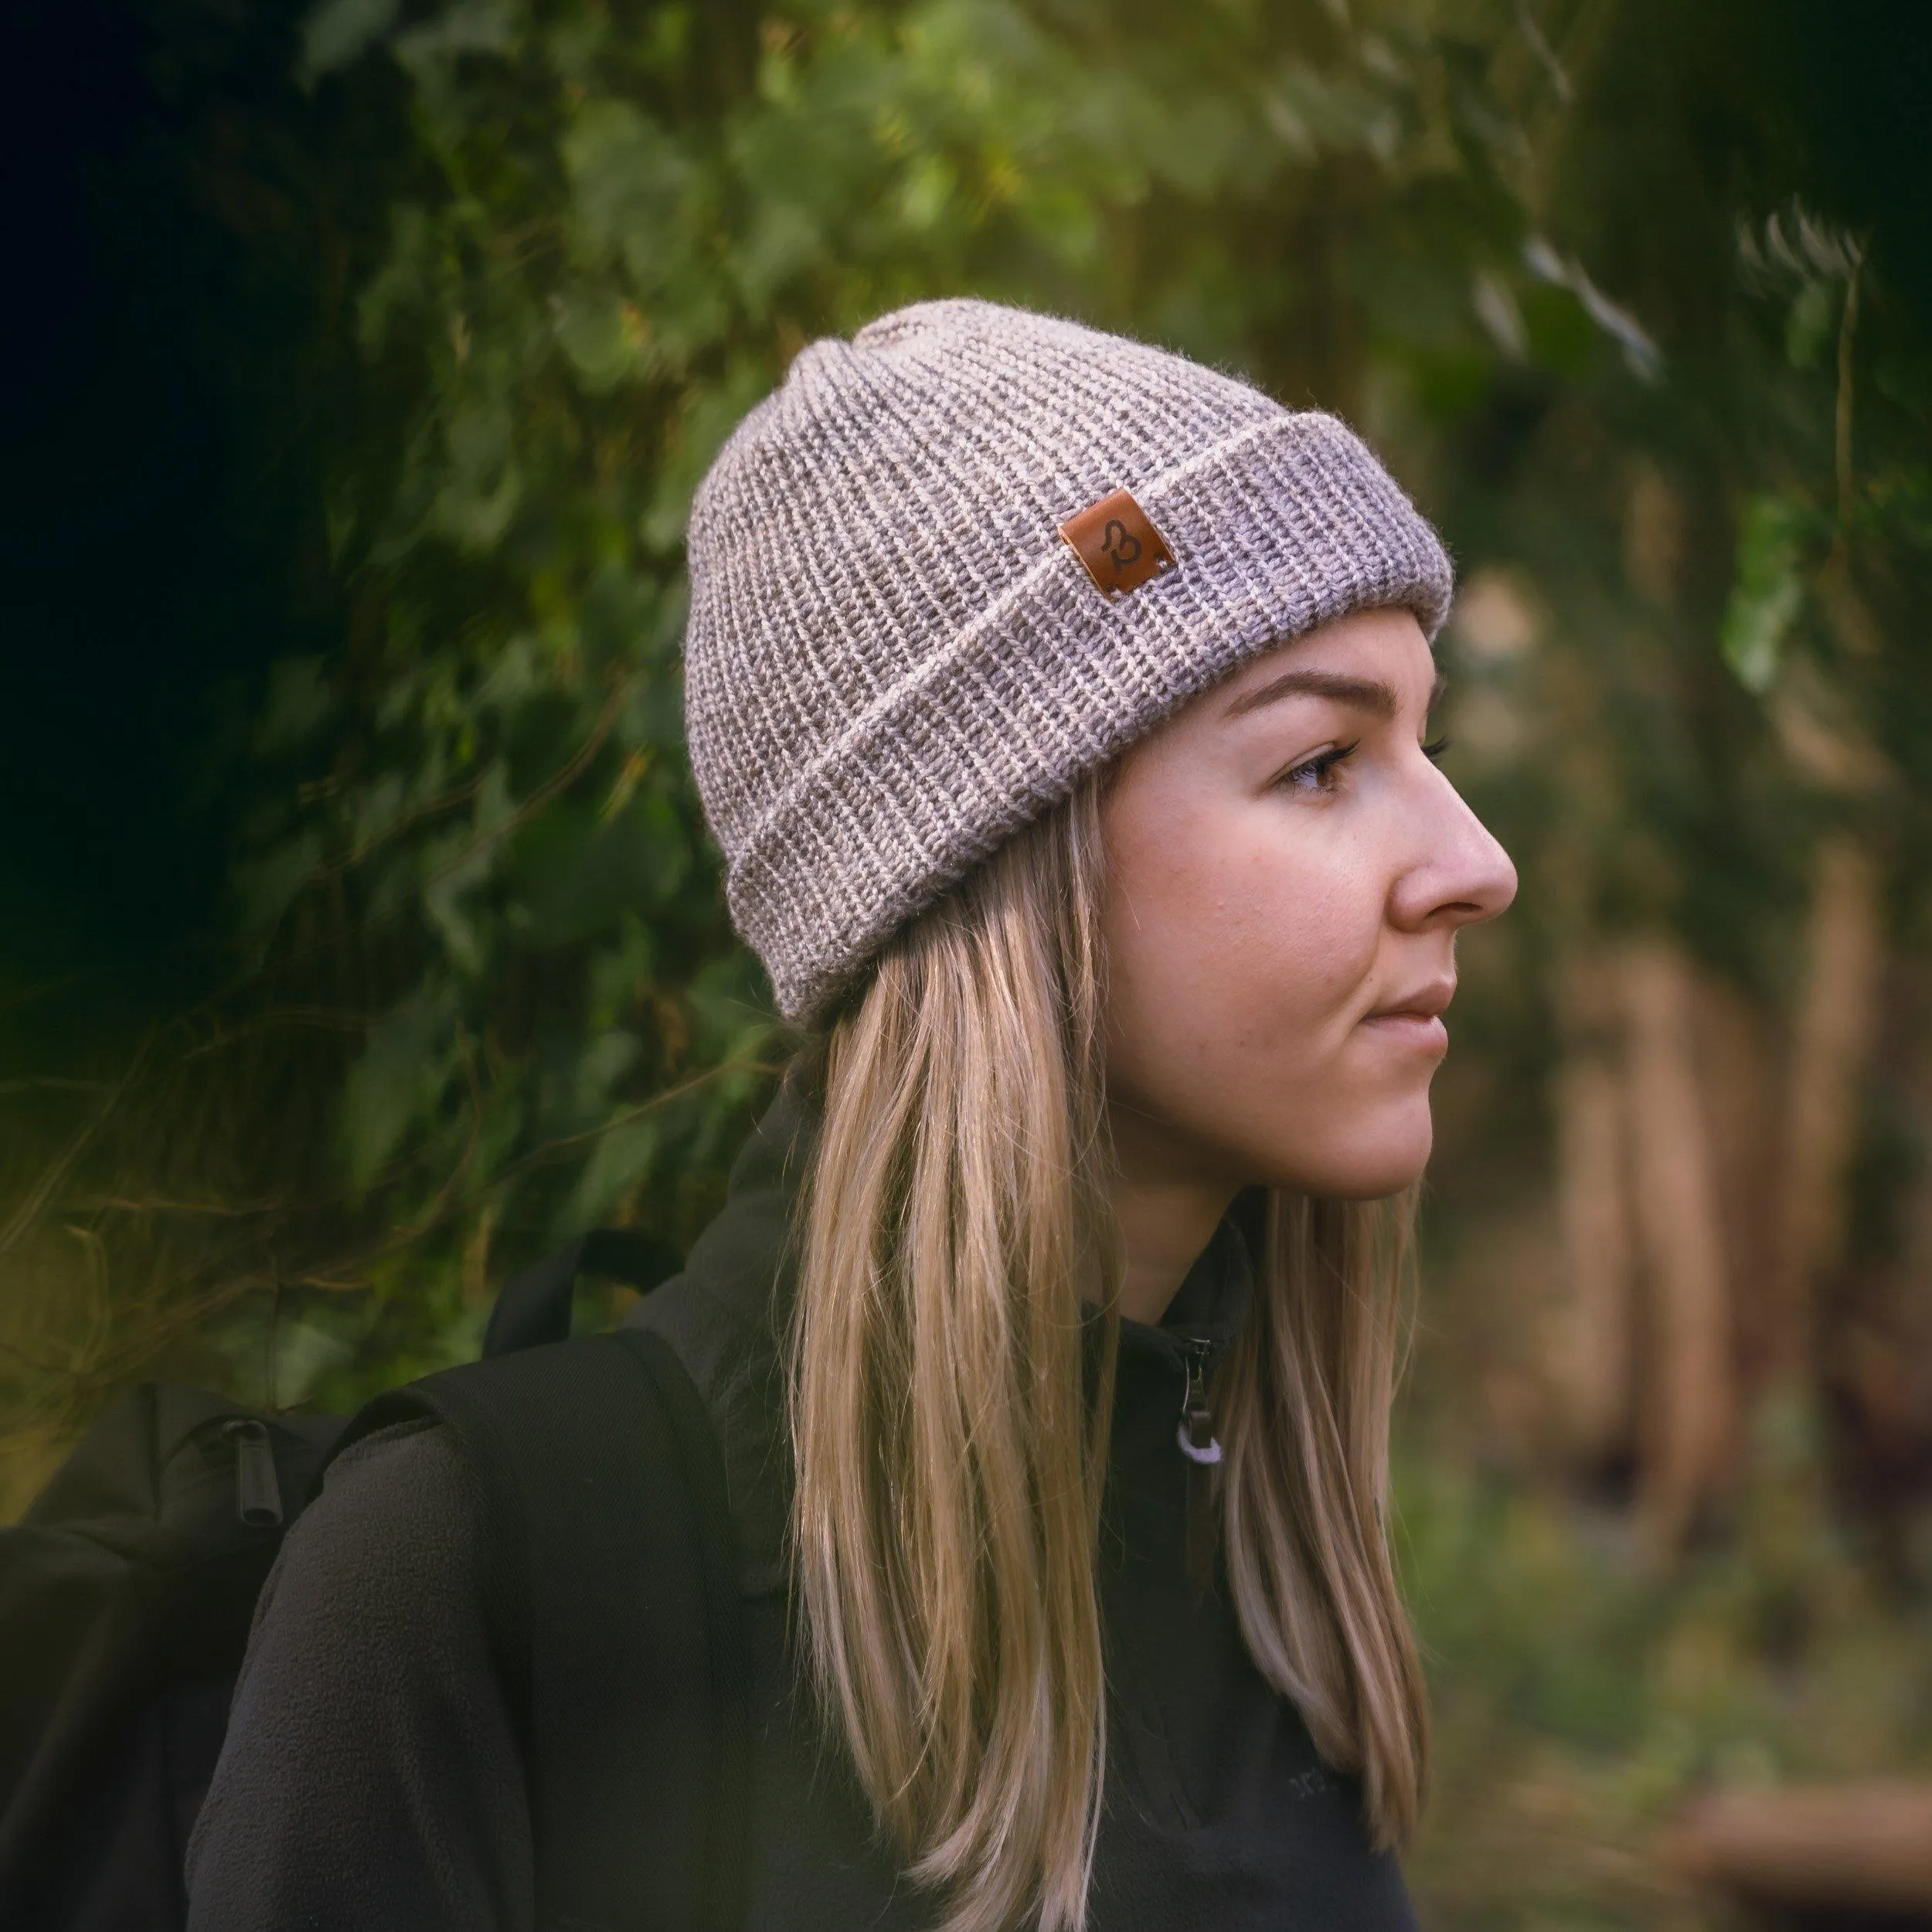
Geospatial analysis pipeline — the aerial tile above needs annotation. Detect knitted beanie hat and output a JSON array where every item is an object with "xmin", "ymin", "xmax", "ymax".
[{"xmin": 682, "ymin": 298, "xmax": 1452, "ymax": 1025}]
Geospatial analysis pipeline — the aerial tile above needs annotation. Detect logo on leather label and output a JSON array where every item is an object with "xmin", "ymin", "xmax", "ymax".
[{"xmin": 1057, "ymin": 488, "xmax": 1176, "ymax": 600}]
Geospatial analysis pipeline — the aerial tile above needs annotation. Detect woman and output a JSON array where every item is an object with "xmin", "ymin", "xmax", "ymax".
[{"xmin": 187, "ymin": 298, "xmax": 1515, "ymax": 1930}]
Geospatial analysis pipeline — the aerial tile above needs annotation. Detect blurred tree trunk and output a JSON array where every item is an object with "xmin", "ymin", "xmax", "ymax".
[
  {"xmin": 1770, "ymin": 835, "xmax": 1883, "ymax": 1391},
  {"xmin": 1668, "ymin": 1782, "xmax": 1932, "ymax": 1916},
  {"xmin": 1621, "ymin": 939, "xmax": 1736, "ymax": 1555},
  {"xmin": 1553, "ymin": 964, "xmax": 1636, "ymax": 1468},
  {"xmin": 1692, "ymin": 975, "xmax": 1781, "ymax": 1393}
]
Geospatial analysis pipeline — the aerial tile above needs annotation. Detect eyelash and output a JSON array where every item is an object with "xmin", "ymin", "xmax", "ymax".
[
  {"xmin": 1277, "ymin": 735, "xmax": 1451, "ymax": 794},
  {"xmin": 1278, "ymin": 741, "xmax": 1359, "ymax": 794}
]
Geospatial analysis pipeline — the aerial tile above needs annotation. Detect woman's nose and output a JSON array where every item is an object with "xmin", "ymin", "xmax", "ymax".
[{"xmin": 1390, "ymin": 780, "xmax": 1519, "ymax": 933}]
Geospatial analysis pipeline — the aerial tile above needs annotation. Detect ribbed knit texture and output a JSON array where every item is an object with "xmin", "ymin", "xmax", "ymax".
[{"xmin": 682, "ymin": 298, "xmax": 1453, "ymax": 1024}]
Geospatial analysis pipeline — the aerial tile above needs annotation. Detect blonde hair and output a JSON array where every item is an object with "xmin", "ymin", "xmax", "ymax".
[{"xmin": 789, "ymin": 775, "xmax": 1427, "ymax": 1932}]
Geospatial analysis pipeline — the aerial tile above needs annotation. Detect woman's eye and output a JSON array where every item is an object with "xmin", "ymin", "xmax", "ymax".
[
  {"xmin": 1277, "ymin": 741, "xmax": 1359, "ymax": 794},
  {"xmin": 1422, "ymin": 735, "xmax": 1451, "ymax": 763}
]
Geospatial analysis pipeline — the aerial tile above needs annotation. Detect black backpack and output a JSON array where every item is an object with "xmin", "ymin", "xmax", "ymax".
[{"xmin": 0, "ymin": 1230, "xmax": 750, "ymax": 1932}]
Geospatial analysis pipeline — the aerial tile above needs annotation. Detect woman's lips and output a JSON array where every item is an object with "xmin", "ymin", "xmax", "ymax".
[
  {"xmin": 1359, "ymin": 1010, "xmax": 1450, "ymax": 1050},
  {"xmin": 1359, "ymin": 981, "xmax": 1455, "ymax": 1049}
]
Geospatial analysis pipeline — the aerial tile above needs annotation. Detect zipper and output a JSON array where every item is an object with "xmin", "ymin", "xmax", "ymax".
[
  {"xmin": 223, "ymin": 1418, "xmax": 285, "ymax": 1528},
  {"xmin": 1175, "ymin": 1337, "xmax": 1222, "ymax": 1466}
]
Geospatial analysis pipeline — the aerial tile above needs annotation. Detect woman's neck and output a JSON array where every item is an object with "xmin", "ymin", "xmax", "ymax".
[{"xmin": 1105, "ymin": 1104, "xmax": 1240, "ymax": 1325}]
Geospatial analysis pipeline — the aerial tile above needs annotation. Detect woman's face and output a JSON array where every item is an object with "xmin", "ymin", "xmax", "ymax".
[{"xmin": 1099, "ymin": 605, "xmax": 1517, "ymax": 1200}]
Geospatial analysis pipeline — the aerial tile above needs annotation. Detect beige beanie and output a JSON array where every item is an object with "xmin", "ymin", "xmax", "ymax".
[{"xmin": 682, "ymin": 298, "xmax": 1452, "ymax": 1024}]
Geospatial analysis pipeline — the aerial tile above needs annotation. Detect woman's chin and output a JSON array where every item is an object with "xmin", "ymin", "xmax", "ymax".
[{"xmin": 1260, "ymin": 1107, "xmax": 1434, "ymax": 1199}]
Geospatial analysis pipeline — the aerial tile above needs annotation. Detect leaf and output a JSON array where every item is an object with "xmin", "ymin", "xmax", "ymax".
[
  {"xmin": 257, "ymin": 657, "xmax": 338, "ymax": 753},
  {"xmin": 730, "ymin": 199, "xmax": 826, "ymax": 315},
  {"xmin": 685, "ymin": 951, "xmax": 780, "ymax": 1062},
  {"xmin": 297, "ymin": 0, "xmax": 402, "ymax": 86},
  {"xmin": 579, "ymin": 563, "xmax": 665, "ymax": 672},
  {"xmin": 348, "ymin": 770, "xmax": 406, "ymax": 853},
  {"xmin": 577, "ymin": 1028, "xmax": 643, "ymax": 1104},
  {"xmin": 422, "ymin": 810, "xmax": 503, "ymax": 977},
  {"xmin": 393, "ymin": 0, "xmax": 520, "ymax": 74},
  {"xmin": 641, "ymin": 363, "xmax": 775, "ymax": 552},
  {"xmin": 273, "ymin": 1318, "xmax": 358, "ymax": 1406},
  {"xmin": 563, "ymin": 100, "xmax": 699, "ymax": 290},
  {"xmin": 1522, "ymin": 235, "xmax": 1662, "ymax": 383},
  {"xmin": 896, "ymin": 153, "xmax": 957, "ymax": 232},
  {"xmin": 233, "ymin": 830, "xmax": 324, "ymax": 933},
  {"xmin": 433, "ymin": 402, "xmax": 522, "ymax": 552},
  {"xmin": 1784, "ymin": 277, "xmax": 1838, "ymax": 371},
  {"xmin": 587, "ymin": 918, "xmax": 657, "ymax": 1027},
  {"xmin": 553, "ymin": 285, "xmax": 645, "ymax": 393},
  {"xmin": 340, "ymin": 992, "xmax": 461, "ymax": 1189},
  {"xmin": 1720, "ymin": 495, "xmax": 1810, "ymax": 692},
  {"xmin": 509, "ymin": 797, "xmax": 694, "ymax": 948},
  {"xmin": 566, "ymin": 1114, "xmax": 662, "ymax": 1228},
  {"xmin": 355, "ymin": 204, "xmax": 435, "ymax": 355}
]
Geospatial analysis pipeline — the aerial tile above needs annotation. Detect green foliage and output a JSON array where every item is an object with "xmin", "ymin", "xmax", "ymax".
[
  {"xmin": 1403, "ymin": 1436, "xmax": 1932, "ymax": 1930},
  {"xmin": 1720, "ymin": 494, "xmax": 1810, "ymax": 693},
  {"xmin": 220, "ymin": 0, "xmax": 1931, "ymax": 1412},
  {"xmin": 243, "ymin": 0, "xmax": 1565, "ymax": 1378}
]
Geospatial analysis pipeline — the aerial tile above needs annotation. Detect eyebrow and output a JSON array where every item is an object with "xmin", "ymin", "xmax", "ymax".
[{"xmin": 1221, "ymin": 667, "xmax": 1449, "ymax": 722}]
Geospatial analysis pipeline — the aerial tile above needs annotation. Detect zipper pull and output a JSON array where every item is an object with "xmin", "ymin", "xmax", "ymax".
[
  {"xmin": 1176, "ymin": 1341, "xmax": 1222, "ymax": 1466},
  {"xmin": 223, "ymin": 1419, "xmax": 284, "ymax": 1528}
]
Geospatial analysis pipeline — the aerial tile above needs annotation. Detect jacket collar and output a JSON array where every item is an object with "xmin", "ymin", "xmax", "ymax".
[{"xmin": 653, "ymin": 1066, "xmax": 1259, "ymax": 1594}]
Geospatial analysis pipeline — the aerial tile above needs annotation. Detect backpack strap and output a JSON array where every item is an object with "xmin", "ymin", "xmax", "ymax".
[
  {"xmin": 482, "ymin": 1228, "xmax": 684, "ymax": 1359},
  {"xmin": 335, "ymin": 1329, "xmax": 750, "ymax": 1932}
]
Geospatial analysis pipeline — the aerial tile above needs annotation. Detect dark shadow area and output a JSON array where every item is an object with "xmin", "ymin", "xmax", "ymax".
[{"xmin": 0, "ymin": 0, "xmax": 403, "ymax": 1066}]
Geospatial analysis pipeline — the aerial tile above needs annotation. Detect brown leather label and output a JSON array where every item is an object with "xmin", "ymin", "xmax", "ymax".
[{"xmin": 1057, "ymin": 488, "xmax": 1176, "ymax": 600}]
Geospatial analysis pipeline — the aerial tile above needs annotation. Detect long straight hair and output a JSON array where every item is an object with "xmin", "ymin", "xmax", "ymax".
[{"xmin": 789, "ymin": 774, "xmax": 1427, "ymax": 1932}]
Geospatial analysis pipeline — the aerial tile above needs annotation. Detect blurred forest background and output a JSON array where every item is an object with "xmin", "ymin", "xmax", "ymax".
[{"xmin": 2, "ymin": 0, "xmax": 1930, "ymax": 1923}]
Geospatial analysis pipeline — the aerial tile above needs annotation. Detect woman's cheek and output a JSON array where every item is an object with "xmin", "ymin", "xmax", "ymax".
[{"xmin": 1233, "ymin": 859, "xmax": 1372, "ymax": 1036}]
